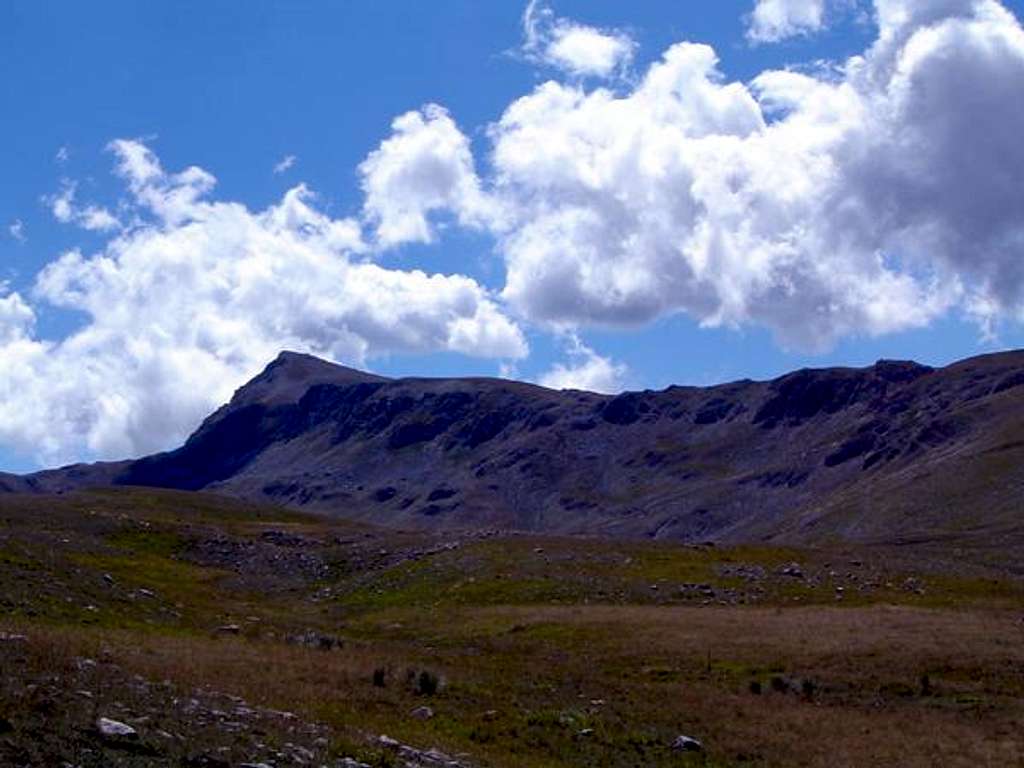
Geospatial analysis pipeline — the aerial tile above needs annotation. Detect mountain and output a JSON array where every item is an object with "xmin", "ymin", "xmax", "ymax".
[{"xmin": 12, "ymin": 349, "xmax": 1024, "ymax": 547}]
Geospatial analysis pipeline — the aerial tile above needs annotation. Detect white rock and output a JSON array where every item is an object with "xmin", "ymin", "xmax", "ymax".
[
  {"xmin": 97, "ymin": 717, "xmax": 137, "ymax": 738},
  {"xmin": 671, "ymin": 734, "xmax": 703, "ymax": 752},
  {"xmin": 378, "ymin": 734, "xmax": 401, "ymax": 749}
]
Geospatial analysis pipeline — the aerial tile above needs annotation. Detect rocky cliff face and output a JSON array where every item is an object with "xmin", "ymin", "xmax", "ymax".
[{"xmin": 15, "ymin": 349, "xmax": 1024, "ymax": 545}]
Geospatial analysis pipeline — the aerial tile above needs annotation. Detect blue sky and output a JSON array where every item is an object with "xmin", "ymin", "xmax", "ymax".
[{"xmin": 2, "ymin": 0, "xmax": 1024, "ymax": 471}]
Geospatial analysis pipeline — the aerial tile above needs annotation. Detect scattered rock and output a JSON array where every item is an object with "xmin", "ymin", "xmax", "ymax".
[
  {"xmin": 97, "ymin": 717, "xmax": 137, "ymax": 739},
  {"xmin": 216, "ymin": 624, "xmax": 241, "ymax": 635},
  {"xmin": 288, "ymin": 744, "xmax": 316, "ymax": 762},
  {"xmin": 378, "ymin": 734, "xmax": 401, "ymax": 749},
  {"xmin": 287, "ymin": 630, "xmax": 342, "ymax": 650},
  {"xmin": 779, "ymin": 562, "xmax": 804, "ymax": 578},
  {"xmin": 672, "ymin": 734, "xmax": 704, "ymax": 752},
  {"xmin": 410, "ymin": 705, "xmax": 434, "ymax": 720}
]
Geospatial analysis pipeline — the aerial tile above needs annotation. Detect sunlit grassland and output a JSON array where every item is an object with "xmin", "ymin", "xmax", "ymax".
[{"xmin": 1, "ymin": 487, "xmax": 1023, "ymax": 767}]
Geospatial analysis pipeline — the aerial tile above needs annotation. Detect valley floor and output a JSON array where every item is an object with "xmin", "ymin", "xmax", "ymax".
[{"xmin": 1, "ymin": 488, "xmax": 1022, "ymax": 767}]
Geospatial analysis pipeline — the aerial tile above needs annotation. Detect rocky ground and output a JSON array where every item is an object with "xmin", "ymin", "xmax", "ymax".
[{"xmin": 0, "ymin": 628, "xmax": 479, "ymax": 768}]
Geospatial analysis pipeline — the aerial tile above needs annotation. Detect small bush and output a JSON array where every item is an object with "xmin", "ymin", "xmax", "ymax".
[
  {"xmin": 416, "ymin": 669, "xmax": 440, "ymax": 696},
  {"xmin": 404, "ymin": 667, "xmax": 441, "ymax": 696},
  {"xmin": 372, "ymin": 667, "xmax": 387, "ymax": 688},
  {"xmin": 749, "ymin": 680, "xmax": 762, "ymax": 695}
]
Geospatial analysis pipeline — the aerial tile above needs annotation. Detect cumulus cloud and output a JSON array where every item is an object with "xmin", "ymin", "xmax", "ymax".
[
  {"xmin": 522, "ymin": 0, "xmax": 635, "ymax": 78},
  {"xmin": 359, "ymin": 104, "xmax": 498, "ymax": 248},
  {"xmin": 467, "ymin": 0, "xmax": 1023, "ymax": 349},
  {"xmin": 747, "ymin": 0, "xmax": 828, "ymax": 43},
  {"xmin": 297, "ymin": 0, "xmax": 1024, "ymax": 353},
  {"xmin": 353, "ymin": 0, "xmax": 1024, "ymax": 351},
  {"xmin": 538, "ymin": 335, "xmax": 626, "ymax": 393},
  {"xmin": 8, "ymin": 220, "xmax": 26, "ymax": 243},
  {"xmin": 273, "ymin": 154, "xmax": 296, "ymax": 174},
  {"xmin": 0, "ymin": 289, "xmax": 34, "ymax": 344},
  {"xmin": 0, "ymin": 140, "xmax": 526, "ymax": 465},
  {"xmin": 55, "ymin": 145, "xmax": 69, "ymax": 164},
  {"xmin": 45, "ymin": 180, "xmax": 121, "ymax": 232}
]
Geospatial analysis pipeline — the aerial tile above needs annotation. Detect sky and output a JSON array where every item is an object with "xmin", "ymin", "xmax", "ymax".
[{"xmin": 2, "ymin": 0, "xmax": 1024, "ymax": 472}]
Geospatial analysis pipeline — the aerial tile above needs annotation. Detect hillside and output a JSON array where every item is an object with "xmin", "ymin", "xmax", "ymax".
[{"xmin": 14, "ymin": 349, "xmax": 1024, "ymax": 553}]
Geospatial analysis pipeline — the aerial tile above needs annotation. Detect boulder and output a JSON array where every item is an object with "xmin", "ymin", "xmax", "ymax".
[
  {"xmin": 671, "ymin": 734, "xmax": 703, "ymax": 752},
  {"xmin": 97, "ymin": 717, "xmax": 137, "ymax": 739}
]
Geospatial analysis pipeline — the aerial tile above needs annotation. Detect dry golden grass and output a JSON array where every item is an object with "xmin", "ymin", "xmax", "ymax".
[{"xmin": 5, "ymin": 601, "xmax": 1022, "ymax": 767}]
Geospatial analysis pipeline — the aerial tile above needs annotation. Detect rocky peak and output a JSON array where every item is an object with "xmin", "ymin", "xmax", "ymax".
[{"xmin": 232, "ymin": 351, "xmax": 390, "ymax": 409}]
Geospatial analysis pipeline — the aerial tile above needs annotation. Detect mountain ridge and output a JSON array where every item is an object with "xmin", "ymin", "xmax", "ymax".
[{"xmin": 8, "ymin": 348, "xmax": 1024, "ymax": 547}]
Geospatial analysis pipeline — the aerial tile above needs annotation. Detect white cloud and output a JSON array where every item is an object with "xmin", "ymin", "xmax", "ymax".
[
  {"xmin": 0, "ymin": 141, "xmax": 526, "ymax": 466},
  {"xmin": 8, "ymin": 220, "xmax": 26, "ymax": 243},
  {"xmin": 748, "ymin": 0, "xmax": 828, "ymax": 43},
  {"xmin": 45, "ymin": 180, "xmax": 121, "ymax": 232},
  {"xmin": 55, "ymin": 145, "xmax": 70, "ymax": 164},
  {"xmin": 0, "ymin": 290, "xmax": 34, "ymax": 344},
  {"xmin": 522, "ymin": 0, "xmax": 635, "ymax": 78},
  {"xmin": 359, "ymin": 104, "xmax": 498, "ymax": 248},
  {"xmin": 48, "ymin": 183, "xmax": 75, "ymax": 223},
  {"xmin": 538, "ymin": 335, "xmax": 626, "ymax": 393},
  {"xmin": 349, "ymin": 0, "xmax": 1024, "ymax": 352},
  {"xmin": 273, "ymin": 154, "xmax": 297, "ymax": 174},
  {"xmin": 473, "ymin": 0, "xmax": 1023, "ymax": 349}
]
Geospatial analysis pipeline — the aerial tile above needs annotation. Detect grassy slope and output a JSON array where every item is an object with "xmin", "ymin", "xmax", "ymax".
[{"xmin": 1, "ymin": 488, "xmax": 1023, "ymax": 767}]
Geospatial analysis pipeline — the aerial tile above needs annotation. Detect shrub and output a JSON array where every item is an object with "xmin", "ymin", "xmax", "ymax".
[
  {"xmin": 417, "ymin": 669, "xmax": 440, "ymax": 696},
  {"xmin": 920, "ymin": 674, "xmax": 932, "ymax": 696},
  {"xmin": 404, "ymin": 667, "xmax": 442, "ymax": 696}
]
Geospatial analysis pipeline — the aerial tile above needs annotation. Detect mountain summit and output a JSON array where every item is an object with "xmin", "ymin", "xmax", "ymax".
[{"xmin": 11, "ymin": 349, "xmax": 1024, "ymax": 546}]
